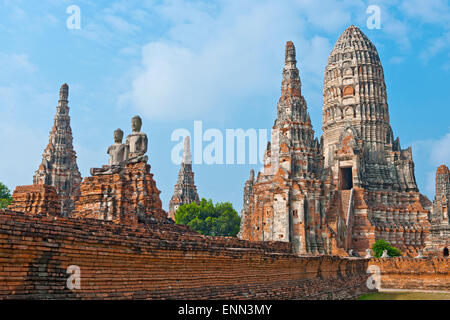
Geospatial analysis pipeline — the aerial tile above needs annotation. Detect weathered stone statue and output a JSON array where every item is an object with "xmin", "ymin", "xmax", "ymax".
[
  {"xmin": 126, "ymin": 116, "xmax": 148, "ymax": 164},
  {"xmin": 381, "ymin": 250, "xmax": 390, "ymax": 258},
  {"xmin": 91, "ymin": 128, "xmax": 128, "ymax": 176},
  {"xmin": 415, "ymin": 249, "xmax": 425, "ymax": 259},
  {"xmin": 108, "ymin": 129, "xmax": 128, "ymax": 166},
  {"xmin": 365, "ymin": 249, "xmax": 373, "ymax": 259}
]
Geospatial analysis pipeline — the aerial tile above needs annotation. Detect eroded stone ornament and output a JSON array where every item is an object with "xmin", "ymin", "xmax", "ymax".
[
  {"xmin": 365, "ymin": 249, "xmax": 373, "ymax": 259},
  {"xmin": 91, "ymin": 128, "xmax": 128, "ymax": 175},
  {"xmin": 414, "ymin": 249, "xmax": 425, "ymax": 259},
  {"xmin": 381, "ymin": 250, "xmax": 390, "ymax": 258},
  {"xmin": 126, "ymin": 115, "xmax": 148, "ymax": 164}
]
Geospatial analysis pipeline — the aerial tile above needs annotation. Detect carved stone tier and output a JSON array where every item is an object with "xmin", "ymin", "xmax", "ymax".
[
  {"xmin": 425, "ymin": 165, "xmax": 450, "ymax": 257},
  {"xmin": 8, "ymin": 184, "xmax": 61, "ymax": 216},
  {"xmin": 33, "ymin": 84, "xmax": 82, "ymax": 216},
  {"xmin": 73, "ymin": 162, "xmax": 167, "ymax": 225},
  {"xmin": 168, "ymin": 136, "xmax": 200, "ymax": 220},
  {"xmin": 239, "ymin": 41, "xmax": 332, "ymax": 255},
  {"xmin": 239, "ymin": 28, "xmax": 441, "ymax": 258}
]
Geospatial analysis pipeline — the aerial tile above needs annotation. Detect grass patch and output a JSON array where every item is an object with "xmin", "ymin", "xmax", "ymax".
[{"xmin": 358, "ymin": 291, "xmax": 450, "ymax": 300}]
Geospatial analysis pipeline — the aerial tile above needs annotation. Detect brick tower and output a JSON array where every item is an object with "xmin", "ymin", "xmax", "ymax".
[
  {"xmin": 168, "ymin": 136, "xmax": 200, "ymax": 220},
  {"xmin": 239, "ymin": 27, "xmax": 435, "ymax": 257},
  {"xmin": 425, "ymin": 165, "xmax": 450, "ymax": 257},
  {"xmin": 322, "ymin": 25, "xmax": 417, "ymax": 192},
  {"xmin": 33, "ymin": 84, "xmax": 82, "ymax": 216},
  {"xmin": 239, "ymin": 41, "xmax": 334, "ymax": 255}
]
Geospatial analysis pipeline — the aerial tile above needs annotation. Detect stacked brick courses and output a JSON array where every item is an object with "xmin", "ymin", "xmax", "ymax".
[
  {"xmin": 0, "ymin": 210, "xmax": 371, "ymax": 300},
  {"xmin": 8, "ymin": 185, "xmax": 61, "ymax": 217},
  {"xmin": 370, "ymin": 258, "xmax": 449, "ymax": 291},
  {"xmin": 72, "ymin": 162, "xmax": 167, "ymax": 225}
]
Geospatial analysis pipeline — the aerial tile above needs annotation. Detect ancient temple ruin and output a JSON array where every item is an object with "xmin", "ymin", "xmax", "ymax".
[
  {"xmin": 239, "ymin": 26, "xmax": 447, "ymax": 257},
  {"xmin": 5, "ymin": 25, "xmax": 447, "ymax": 259},
  {"xmin": 9, "ymin": 84, "xmax": 82, "ymax": 217},
  {"xmin": 168, "ymin": 136, "xmax": 200, "ymax": 220},
  {"xmin": 73, "ymin": 116, "xmax": 167, "ymax": 224},
  {"xmin": 425, "ymin": 165, "xmax": 450, "ymax": 257},
  {"xmin": 239, "ymin": 41, "xmax": 335, "ymax": 255}
]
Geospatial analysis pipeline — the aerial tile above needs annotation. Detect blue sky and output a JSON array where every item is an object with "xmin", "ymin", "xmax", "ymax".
[{"xmin": 0, "ymin": 0, "xmax": 449, "ymax": 212}]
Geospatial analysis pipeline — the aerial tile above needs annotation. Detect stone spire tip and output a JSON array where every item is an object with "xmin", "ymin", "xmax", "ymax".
[
  {"xmin": 285, "ymin": 41, "xmax": 296, "ymax": 66},
  {"xmin": 182, "ymin": 136, "xmax": 192, "ymax": 165},
  {"xmin": 59, "ymin": 83, "xmax": 69, "ymax": 101}
]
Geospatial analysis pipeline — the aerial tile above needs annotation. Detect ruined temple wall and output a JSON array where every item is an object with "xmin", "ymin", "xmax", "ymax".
[
  {"xmin": 424, "ymin": 226, "xmax": 450, "ymax": 258},
  {"xmin": 370, "ymin": 258, "xmax": 450, "ymax": 291},
  {"xmin": 349, "ymin": 188, "xmax": 431, "ymax": 256},
  {"xmin": 0, "ymin": 210, "xmax": 371, "ymax": 300}
]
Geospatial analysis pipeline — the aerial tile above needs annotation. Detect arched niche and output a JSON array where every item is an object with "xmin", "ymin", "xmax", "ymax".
[{"xmin": 343, "ymin": 85, "xmax": 355, "ymax": 97}]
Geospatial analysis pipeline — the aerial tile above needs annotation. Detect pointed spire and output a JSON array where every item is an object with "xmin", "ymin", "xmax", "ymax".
[
  {"xmin": 281, "ymin": 41, "xmax": 301, "ymax": 101},
  {"xmin": 182, "ymin": 136, "xmax": 192, "ymax": 165},
  {"xmin": 60, "ymin": 83, "xmax": 69, "ymax": 101},
  {"xmin": 168, "ymin": 136, "xmax": 200, "ymax": 220},
  {"xmin": 33, "ymin": 83, "xmax": 81, "ymax": 217},
  {"xmin": 285, "ymin": 41, "xmax": 297, "ymax": 69}
]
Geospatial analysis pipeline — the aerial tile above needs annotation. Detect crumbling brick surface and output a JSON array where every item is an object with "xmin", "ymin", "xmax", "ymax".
[
  {"xmin": 72, "ymin": 162, "xmax": 167, "ymax": 225},
  {"xmin": 8, "ymin": 185, "xmax": 61, "ymax": 217},
  {"xmin": 370, "ymin": 258, "xmax": 450, "ymax": 291},
  {"xmin": 0, "ymin": 210, "xmax": 372, "ymax": 300}
]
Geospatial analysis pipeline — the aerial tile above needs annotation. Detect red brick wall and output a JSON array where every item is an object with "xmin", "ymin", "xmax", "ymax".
[
  {"xmin": 0, "ymin": 210, "xmax": 372, "ymax": 300},
  {"xmin": 369, "ymin": 258, "xmax": 449, "ymax": 291}
]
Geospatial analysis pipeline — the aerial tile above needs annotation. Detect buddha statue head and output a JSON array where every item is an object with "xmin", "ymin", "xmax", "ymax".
[
  {"xmin": 113, "ymin": 128, "xmax": 124, "ymax": 144},
  {"xmin": 131, "ymin": 116, "xmax": 142, "ymax": 133}
]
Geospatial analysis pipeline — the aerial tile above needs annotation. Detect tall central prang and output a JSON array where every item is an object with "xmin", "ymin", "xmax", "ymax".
[
  {"xmin": 239, "ymin": 26, "xmax": 440, "ymax": 257},
  {"xmin": 322, "ymin": 25, "xmax": 417, "ymax": 192}
]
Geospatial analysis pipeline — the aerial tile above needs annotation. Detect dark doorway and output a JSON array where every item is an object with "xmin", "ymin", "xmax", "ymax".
[
  {"xmin": 340, "ymin": 167, "xmax": 353, "ymax": 190},
  {"xmin": 444, "ymin": 247, "xmax": 449, "ymax": 257}
]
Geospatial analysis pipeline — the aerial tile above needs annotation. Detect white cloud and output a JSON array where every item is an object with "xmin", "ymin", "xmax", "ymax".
[
  {"xmin": 120, "ymin": 0, "xmax": 347, "ymax": 121},
  {"xmin": 0, "ymin": 121, "xmax": 46, "ymax": 190},
  {"xmin": 104, "ymin": 14, "xmax": 140, "ymax": 34},
  {"xmin": 401, "ymin": 0, "xmax": 450, "ymax": 24},
  {"xmin": 0, "ymin": 52, "xmax": 37, "ymax": 74},
  {"xmin": 420, "ymin": 31, "xmax": 450, "ymax": 62},
  {"xmin": 380, "ymin": 6, "xmax": 411, "ymax": 49},
  {"xmin": 389, "ymin": 56, "xmax": 405, "ymax": 64},
  {"xmin": 412, "ymin": 129, "xmax": 450, "ymax": 197},
  {"xmin": 430, "ymin": 130, "xmax": 450, "ymax": 167},
  {"xmin": 293, "ymin": 0, "xmax": 365, "ymax": 33}
]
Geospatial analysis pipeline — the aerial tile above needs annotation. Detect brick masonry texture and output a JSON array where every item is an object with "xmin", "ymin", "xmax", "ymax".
[
  {"xmin": 0, "ymin": 210, "xmax": 372, "ymax": 300},
  {"xmin": 370, "ymin": 258, "xmax": 449, "ymax": 291},
  {"xmin": 239, "ymin": 25, "xmax": 448, "ymax": 258},
  {"xmin": 2, "ymin": 25, "xmax": 448, "ymax": 299},
  {"xmin": 8, "ymin": 185, "xmax": 61, "ymax": 217},
  {"xmin": 32, "ymin": 84, "xmax": 82, "ymax": 217},
  {"xmin": 168, "ymin": 136, "xmax": 200, "ymax": 220},
  {"xmin": 72, "ymin": 162, "xmax": 167, "ymax": 225}
]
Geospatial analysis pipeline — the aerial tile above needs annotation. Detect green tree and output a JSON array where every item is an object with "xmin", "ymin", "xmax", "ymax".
[
  {"xmin": 372, "ymin": 239, "xmax": 402, "ymax": 258},
  {"xmin": 175, "ymin": 198, "xmax": 241, "ymax": 237},
  {"xmin": 0, "ymin": 182, "xmax": 13, "ymax": 209}
]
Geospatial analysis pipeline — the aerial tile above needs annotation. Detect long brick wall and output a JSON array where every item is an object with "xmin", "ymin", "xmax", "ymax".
[
  {"xmin": 0, "ymin": 210, "xmax": 372, "ymax": 300},
  {"xmin": 369, "ymin": 258, "xmax": 450, "ymax": 291}
]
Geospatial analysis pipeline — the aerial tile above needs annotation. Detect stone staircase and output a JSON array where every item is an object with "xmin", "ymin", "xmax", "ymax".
[
  {"xmin": 341, "ymin": 190, "xmax": 352, "ymax": 224},
  {"xmin": 341, "ymin": 189, "xmax": 354, "ymax": 251}
]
